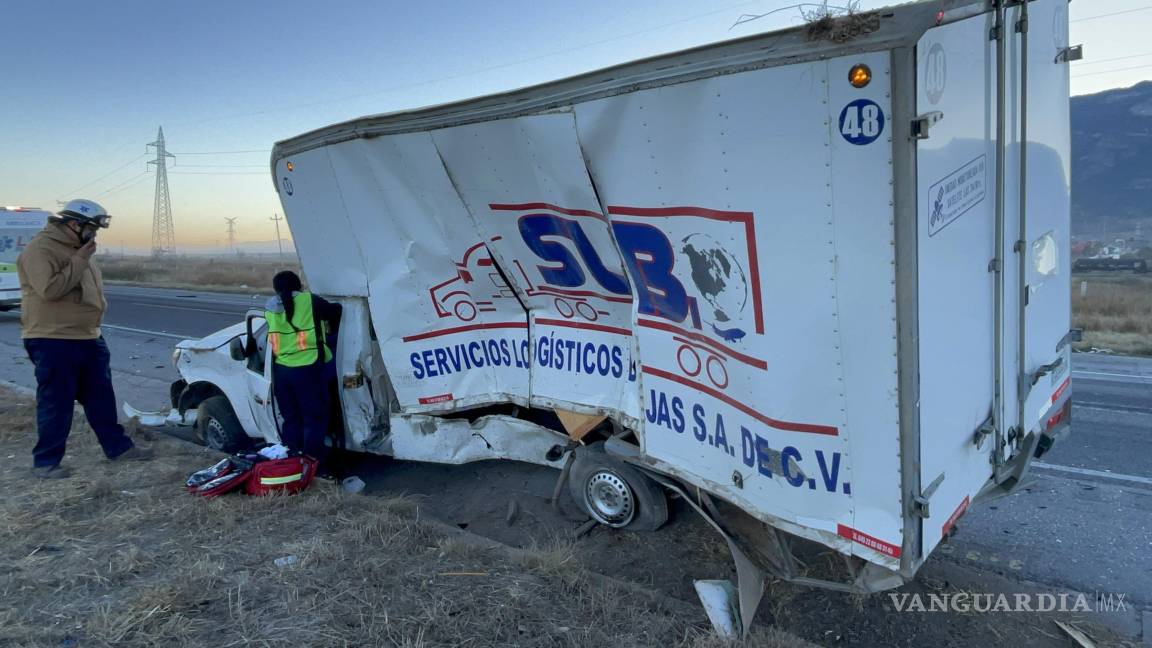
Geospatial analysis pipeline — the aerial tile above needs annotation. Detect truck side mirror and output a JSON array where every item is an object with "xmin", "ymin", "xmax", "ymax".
[{"xmin": 229, "ymin": 337, "xmax": 247, "ymax": 361}]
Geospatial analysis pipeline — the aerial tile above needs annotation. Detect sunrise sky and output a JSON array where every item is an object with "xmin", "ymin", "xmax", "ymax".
[{"xmin": 2, "ymin": 0, "xmax": 1148, "ymax": 253}]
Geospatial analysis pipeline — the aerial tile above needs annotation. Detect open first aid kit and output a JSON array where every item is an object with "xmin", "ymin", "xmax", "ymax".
[{"xmin": 185, "ymin": 445, "xmax": 317, "ymax": 498}]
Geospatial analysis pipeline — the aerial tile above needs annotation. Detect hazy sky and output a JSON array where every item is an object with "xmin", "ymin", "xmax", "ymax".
[{"xmin": 2, "ymin": 0, "xmax": 1148, "ymax": 252}]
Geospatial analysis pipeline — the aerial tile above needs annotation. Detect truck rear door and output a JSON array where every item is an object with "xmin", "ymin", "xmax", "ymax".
[{"xmin": 914, "ymin": 8, "xmax": 1000, "ymax": 559}]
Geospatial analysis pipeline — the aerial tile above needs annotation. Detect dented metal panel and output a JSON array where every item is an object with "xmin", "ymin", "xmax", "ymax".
[
  {"xmin": 322, "ymin": 134, "xmax": 531, "ymax": 414},
  {"xmin": 389, "ymin": 414, "xmax": 569, "ymax": 467},
  {"xmin": 431, "ymin": 113, "xmax": 642, "ymax": 424}
]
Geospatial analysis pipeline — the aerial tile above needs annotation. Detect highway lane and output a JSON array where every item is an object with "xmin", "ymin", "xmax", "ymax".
[{"xmin": 101, "ymin": 285, "xmax": 263, "ymax": 338}]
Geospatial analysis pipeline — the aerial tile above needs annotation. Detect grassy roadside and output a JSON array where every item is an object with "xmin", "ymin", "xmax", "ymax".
[
  {"xmin": 0, "ymin": 388, "xmax": 809, "ymax": 648},
  {"xmin": 1072, "ymin": 274, "xmax": 1152, "ymax": 356},
  {"xmin": 97, "ymin": 256, "xmax": 299, "ymax": 294}
]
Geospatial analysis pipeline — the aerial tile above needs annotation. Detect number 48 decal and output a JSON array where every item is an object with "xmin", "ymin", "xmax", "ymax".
[{"xmin": 839, "ymin": 99, "xmax": 885, "ymax": 145}]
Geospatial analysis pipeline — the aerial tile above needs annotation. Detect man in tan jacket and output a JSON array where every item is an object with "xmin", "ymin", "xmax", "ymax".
[{"xmin": 18, "ymin": 199, "xmax": 152, "ymax": 479}]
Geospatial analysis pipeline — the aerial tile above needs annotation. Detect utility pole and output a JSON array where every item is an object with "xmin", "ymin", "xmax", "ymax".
[
  {"xmin": 148, "ymin": 127, "xmax": 176, "ymax": 256},
  {"xmin": 270, "ymin": 213, "xmax": 285, "ymax": 261},
  {"xmin": 225, "ymin": 217, "xmax": 238, "ymax": 256}
]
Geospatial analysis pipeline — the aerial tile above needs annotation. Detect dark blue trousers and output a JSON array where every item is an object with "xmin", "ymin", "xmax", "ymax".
[
  {"xmin": 24, "ymin": 337, "xmax": 135, "ymax": 468},
  {"xmin": 272, "ymin": 361, "xmax": 330, "ymax": 465}
]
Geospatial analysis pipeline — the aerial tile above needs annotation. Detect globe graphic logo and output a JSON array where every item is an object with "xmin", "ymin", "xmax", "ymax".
[{"xmin": 680, "ymin": 233, "xmax": 749, "ymax": 329}]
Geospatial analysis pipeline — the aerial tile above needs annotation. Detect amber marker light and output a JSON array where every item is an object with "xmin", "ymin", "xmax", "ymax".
[{"xmin": 849, "ymin": 64, "xmax": 872, "ymax": 88}]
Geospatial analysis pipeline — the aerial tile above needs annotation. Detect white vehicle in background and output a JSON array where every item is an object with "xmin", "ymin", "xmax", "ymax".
[
  {"xmin": 136, "ymin": 0, "xmax": 1076, "ymax": 633},
  {"xmin": 0, "ymin": 207, "xmax": 50, "ymax": 311}
]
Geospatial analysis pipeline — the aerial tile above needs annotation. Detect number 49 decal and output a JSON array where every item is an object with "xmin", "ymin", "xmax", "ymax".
[{"xmin": 839, "ymin": 99, "xmax": 885, "ymax": 145}]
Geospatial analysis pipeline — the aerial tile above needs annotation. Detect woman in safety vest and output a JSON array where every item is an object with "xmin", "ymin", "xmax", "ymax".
[{"xmin": 265, "ymin": 271, "xmax": 342, "ymax": 471}]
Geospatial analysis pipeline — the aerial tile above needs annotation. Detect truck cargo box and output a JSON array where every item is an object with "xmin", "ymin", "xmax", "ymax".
[{"xmin": 265, "ymin": 0, "xmax": 1072, "ymax": 596}]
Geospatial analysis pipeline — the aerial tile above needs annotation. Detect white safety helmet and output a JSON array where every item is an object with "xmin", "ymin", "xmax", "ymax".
[{"xmin": 57, "ymin": 199, "xmax": 111, "ymax": 228}]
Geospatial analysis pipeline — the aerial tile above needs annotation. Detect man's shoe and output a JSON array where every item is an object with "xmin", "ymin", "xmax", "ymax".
[
  {"xmin": 111, "ymin": 446, "xmax": 154, "ymax": 462},
  {"xmin": 31, "ymin": 465, "xmax": 72, "ymax": 479}
]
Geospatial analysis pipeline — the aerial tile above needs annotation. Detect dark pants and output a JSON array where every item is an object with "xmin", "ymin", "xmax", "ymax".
[
  {"xmin": 24, "ymin": 337, "xmax": 135, "ymax": 468},
  {"xmin": 272, "ymin": 361, "xmax": 330, "ymax": 465}
]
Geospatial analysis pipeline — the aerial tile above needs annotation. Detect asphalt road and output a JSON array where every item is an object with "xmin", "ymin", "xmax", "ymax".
[
  {"xmin": 0, "ymin": 285, "xmax": 1148, "ymax": 637},
  {"xmin": 100, "ymin": 284, "xmax": 265, "ymax": 338}
]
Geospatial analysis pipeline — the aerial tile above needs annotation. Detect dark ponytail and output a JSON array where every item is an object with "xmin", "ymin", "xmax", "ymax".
[{"xmin": 272, "ymin": 270, "xmax": 304, "ymax": 330}]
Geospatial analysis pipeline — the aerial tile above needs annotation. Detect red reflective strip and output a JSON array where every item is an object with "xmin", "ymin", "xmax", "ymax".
[
  {"xmin": 269, "ymin": 332, "xmax": 280, "ymax": 355},
  {"xmin": 837, "ymin": 524, "xmax": 902, "ymax": 558},
  {"xmin": 296, "ymin": 331, "xmax": 309, "ymax": 351},
  {"xmin": 419, "ymin": 393, "xmax": 454, "ymax": 405},
  {"xmin": 942, "ymin": 496, "xmax": 970, "ymax": 538},
  {"xmin": 1051, "ymin": 376, "xmax": 1070, "ymax": 404}
]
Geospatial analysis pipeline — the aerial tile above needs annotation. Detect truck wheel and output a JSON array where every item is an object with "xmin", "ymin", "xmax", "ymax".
[
  {"xmin": 197, "ymin": 396, "xmax": 249, "ymax": 453},
  {"xmin": 568, "ymin": 442, "xmax": 668, "ymax": 531}
]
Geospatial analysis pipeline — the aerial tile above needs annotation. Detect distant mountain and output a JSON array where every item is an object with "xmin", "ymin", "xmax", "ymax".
[{"xmin": 1072, "ymin": 81, "xmax": 1152, "ymax": 237}]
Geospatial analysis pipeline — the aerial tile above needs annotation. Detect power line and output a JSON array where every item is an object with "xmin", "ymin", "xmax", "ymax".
[
  {"xmin": 93, "ymin": 171, "xmax": 150, "ymax": 198},
  {"xmin": 172, "ymin": 0, "xmax": 771, "ymax": 129},
  {"xmin": 169, "ymin": 170, "xmax": 267, "ymax": 176},
  {"xmin": 58, "ymin": 154, "xmax": 147, "ymax": 199},
  {"xmin": 172, "ymin": 163, "xmax": 267, "ymax": 168},
  {"xmin": 1075, "ymin": 51, "xmax": 1152, "ymax": 66},
  {"xmin": 1072, "ymin": 6, "xmax": 1152, "ymax": 22},
  {"xmin": 99, "ymin": 173, "xmax": 153, "ymax": 199},
  {"xmin": 1072, "ymin": 62, "xmax": 1152, "ymax": 78},
  {"xmin": 171, "ymin": 149, "xmax": 269, "ymax": 155}
]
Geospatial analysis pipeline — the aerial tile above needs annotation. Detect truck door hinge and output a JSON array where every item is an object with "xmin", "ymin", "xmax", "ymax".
[
  {"xmin": 973, "ymin": 415, "xmax": 995, "ymax": 450},
  {"xmin": 1056, "ymin": 45, "xmax": 1083, "ymax": 64},
  {"xmin": 988, "ymin": 258, "xmax": 1001, "ymax": 273},
  {"xmin": 989, "ymin": 25, "xmax": 1002, "ymax": 41},
  {"xmin": 1029, "ymin": 355, "xmax": 1065, "ymax": 387},
  {"xmin": 912, "ymin": 111, "xmax": 944, "ymax": 139},
  {"xmin": 1014, "ymin": 17, "xmax": 1028, "ymax": 34},
  {"xmin": 913, "ymin": 472, "xmax": 946, "ymax": 518},
  {"xmin": 1013, "ymin": 239, "xmax": 1025, "ymax": 253}
]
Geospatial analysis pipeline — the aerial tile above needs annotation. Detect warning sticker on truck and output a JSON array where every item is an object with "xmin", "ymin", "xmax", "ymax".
[{"xmin": 928, "ymin": 154, "xmax": 986, "ymax": 237}]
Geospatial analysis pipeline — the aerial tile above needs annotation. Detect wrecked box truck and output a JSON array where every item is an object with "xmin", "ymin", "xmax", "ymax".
[{"xmin": 155, "ymin": 0, "xmax": 1076, "ymax": 616}]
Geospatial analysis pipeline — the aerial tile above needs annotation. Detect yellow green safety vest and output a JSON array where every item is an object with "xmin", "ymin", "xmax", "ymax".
[{"xmin": 265, "ymin": 292, "xmax": 331, "ymax": 367}]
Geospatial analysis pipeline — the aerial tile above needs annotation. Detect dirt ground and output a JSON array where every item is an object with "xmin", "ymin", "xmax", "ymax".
[
  {"xmin": 0, "ymin": 388, "xmax": 809, "ymax": 648},
  {"xmin": 0, "ymin": 386, "xmax": 1138, "ymax": 647},
  {"xmin": 351, "ymin": 454, "xmax": 1140, "ymax": 648}
]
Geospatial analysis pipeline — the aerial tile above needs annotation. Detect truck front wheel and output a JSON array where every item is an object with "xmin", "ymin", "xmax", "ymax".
[
  {"xmin": 197, "ymin": 396, "xmax": 249, "ymax": 453},
  {"xmin": 568, "ymin": 442, "xmax": 668, "ymax": 532}
]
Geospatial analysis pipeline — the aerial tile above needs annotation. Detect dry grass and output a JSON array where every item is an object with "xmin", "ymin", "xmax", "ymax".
[
  {"xmin": 0, "ymin": 387, "xmax": 810, "ymax": 648},
  {"xmin": 98, "ymin": 255, "xmax": 300, "ymax": 293},
  {"xmin": 1071, "ymin": 275, "xmax": 1152, "ymax": 355}
]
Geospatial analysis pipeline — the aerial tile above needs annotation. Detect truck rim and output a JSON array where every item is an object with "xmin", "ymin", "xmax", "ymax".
[{"xmin": 585, "ymin": 471, "xmax": 635, "ymax": 527}]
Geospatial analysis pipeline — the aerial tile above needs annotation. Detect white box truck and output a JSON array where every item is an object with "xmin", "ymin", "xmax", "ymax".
[
  {"xmin": 0, "ymin": 207, "xmax": 51, "ymax": 310},
  {"xmin": 148, "ymin": 0, "xmax": 1075, "ymax": 621}
]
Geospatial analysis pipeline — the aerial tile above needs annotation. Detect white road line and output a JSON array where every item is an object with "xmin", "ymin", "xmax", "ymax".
[
  {"xmin": 126, "ymin": 302, "xmax": 245, "ymax": 316},
  {"xmin": 1072, "ymin": 370, "xmax": 1151, "ymax": 381},
  {"xmin": 102, "ymin": 325, "xmax": 189, "ymax": 340},
  {"xmin": 1033, "ymin": 462, "xmax": 1152, "ymax": 487}
]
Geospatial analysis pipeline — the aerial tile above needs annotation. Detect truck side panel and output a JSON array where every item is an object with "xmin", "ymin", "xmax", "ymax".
[
  {"xmin": 574, "ymin": 55, "xmax": 901, "ymax": 565},
  {"xmin": 322, "ymin": 134, "xmax": 531, "ymax": 413}
]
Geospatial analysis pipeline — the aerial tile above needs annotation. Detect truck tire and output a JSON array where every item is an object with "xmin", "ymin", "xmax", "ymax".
[
  {"xmin": 568, "ymin": 442, "xmax": 668, "ymax": 532},
  {"xmin": 197, "ymin": 396, "xmax": 249, "ymax": 453}
]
